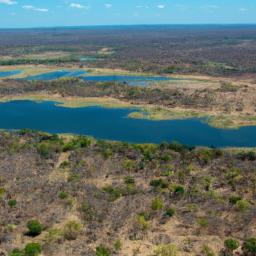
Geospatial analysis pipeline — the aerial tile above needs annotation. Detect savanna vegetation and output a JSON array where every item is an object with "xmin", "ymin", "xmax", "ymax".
[
  {"xmin": 0, "ymin": 131, "xmax": 256, "ymax": 255},
  {"xmin": 1, "ymin": 25, "xmax": 256, "ymax": 76}
]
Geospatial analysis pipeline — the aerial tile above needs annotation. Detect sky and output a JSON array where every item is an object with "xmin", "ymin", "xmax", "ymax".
[{"xmin": 0, "ymin": 0, "xmax": 255, "ymax": 28}]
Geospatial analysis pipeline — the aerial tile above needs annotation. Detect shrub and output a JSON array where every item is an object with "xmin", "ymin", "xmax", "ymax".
[
  {"xmin": 63, "ymin": 220, "xmax": 81, "ymax": 240},
  {"xmin": 201, "ymin": 245, "xmax": 215, "ymax": 256},
  {"xmin": 26, "ymin": 220, "xmax": 43, "ymax": 237},
  {"xmin": 80, "ymin": 201, "xmax": 96, "ymax": 221},
  {"xmin": 63, "ymin": 136, "xmax": 91, "ymax": 151},
  {"xmin": 151, "ymin": 197, "xmax": 164, "ymax": 211},
  {"xmin": 0, "ymin": 187, "xmax": 5, "ymax": 199},
  {"xmin": 169, "ymin": 141, "xmax": 188, "ymax": 153},
  {"xmin": 122, "ymin": 159, "xmax": 135, "ymax": 171},
  {"xmin": 44, "ymin": 228, "xmax": 63, "ymax": 244},
  {"xmin": 224, "ymin": 238, "xmax": 240, "ymax": 252},
  {"xmin": 114, "ymin": 240, "xmax": 122, "ymax": 252},
  {"xmin": 137, "ymin": 214, "xmax": 149, "ymax": 230},
  {"xmin": 37, "ymin": 141, "xmax": 62, "ymax": 158},
  {"xmin": 10, "ymin": 249, "xmax": 24, "ymax": 256},
  {"xmin": 58, "ymin": 191, "xmax": 69, "ymax": 199},
  {"xmin": 8, "ymin": 199, "xmax": 17, "ymax": 207},
  {"xmin": 229, "ymin": 195, "xmax": 242, "ymax": 205},
  {"xmin": 225, "ymin": 168, "xmax": 241, "ymax": 180},
  {"xmin": 150, "ymin": 179, "xmax": 168, "ymax": 189},
  {"xmin": 124, "ymin": 176, "xmax": 135, "ymax": 185},
  {"xmin": 154, "ymin": 244, "xmax": 179, "ymax": 256},
  {"xmin": 197, "ymin": 217, "xmax": 208, "ymax": 228},
  {"xmin": 24, "ymin": 243, "xmax": 41, "ymax": 256},
  {"xmin": 103, "ymin": 185, "xmax": 122, "ymax": 202},
  {"xmin": 242, "ymin": 238, "xmax": 256, "ymax": 255},
  {"xmin": 173, "ymin": 185, "xmax": 185, "ymax": 196},
  {"xmin": 235, "ymin": 199, "xmax": 250, "ymax": 212},
  {"xmin": 166, "ymin": 208, "xmax": 176, "ymax": 217},
  {"xmin": 96, "ymin": 245, "xmax": 110, "ymax": 256},
  {"xmin": 237, "ymin": 151, "xmax": 256, "ymax": 161}
]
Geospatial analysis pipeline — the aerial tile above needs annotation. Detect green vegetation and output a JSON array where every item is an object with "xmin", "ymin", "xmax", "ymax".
[
  {"xmin": 63, "ymin": 220, "xmax": 81, "ymax": 240},
  {"xmin": 137, "ymin": 213, "xmax": 150, "ymax": 230},
  {"xmin": 26, "ymin": 220, "xmax": 43, "ymax": 237},
  {"xmin": 8, "ymin": 199, "xmax": 17, "ymax": 207},
  {"xmin": 197, "ymin": 217, "xmax": 209, "ymax": 228},
  {"xmin": 151, "ymin": 197, "xmax": 164, "ymax": 211},
  {"xmin": 96, "ymin": 245, "xmax": 111, "ymax": 256},
  {"xmin": 224, "ymin": 238, "xmax": 240, "ymax": 254},
  {"xmin": 1, "ymin": 131, "xmax": 256, "ymax": 255},
  {"xmin": 24, "ymin": 243, "xmax": 42, "ymax": 256},
  {"xmin": 153, "ymin": 244, "xmax": 179, "ymax": 256},
  {"xmin": 58, "ymin": 191, "xmax": 69, "ymax": 199},
  {"xmin": 103, "ymin": 185, "xmax": 122, "ymax": 202},
  {"xmin": 10, "ymin": 243, "xmax": 42, "ymax": 256},
  {"xmin": 165, "ymin": 207, "xmax": 176, "ymax": 217},
  {"xmin": 201, "ymin": 245, "xmax": 215, "ymax": 256},
  {"xmin": 242, "ymin": 238, "xmax": 256, "ymax": 255}
]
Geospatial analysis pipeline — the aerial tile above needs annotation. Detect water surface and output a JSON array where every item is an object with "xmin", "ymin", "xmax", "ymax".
[
  {"xmin": 0, "ymin": 70, "xmax": 22, "ymax": 78},
  {"xmin": 1, "ymin": 100, "xmax": 256, "ymax": 147},
  {"xmin": 82, "ymin": 75, "xmax": 171, "ymax": 86},
  {"xmin": 26, "ymin": 70, "xmax": 87, "ymax": 81}
]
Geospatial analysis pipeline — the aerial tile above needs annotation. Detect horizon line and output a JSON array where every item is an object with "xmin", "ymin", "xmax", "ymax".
[{"xmin": 1, "ymin": 23, "xmax": 256, "ymax": 30}]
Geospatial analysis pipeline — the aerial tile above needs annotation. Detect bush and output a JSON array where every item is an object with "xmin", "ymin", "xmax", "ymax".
[
  {"xmin": 44, "ymin": 228, "xmax": 63, "ymax": 244},
  {"xmin": 173, "ymin": 185, "xmax": 185, "ymax": 196},
  {"xmin": 224, "ymin": 238, "xmax": 239, "ymax": 252},
  {"xmin": 150, "ymin": 179, "xmax": 168, "ymax": 189},
  {"xmin": 10, "ymin": 249, "xmax": 24, "ymax": 256},
  {"xmin": 242, "ymin": 238, "xmax": 256, "ymax": 255},
  {"xmin": 58, "ymin": 191, "xmax": 69, "ymax": 199},
  {"xmin": 154, "ymin": 244, "xmax": 179, "ymax": 256},
  {"xmin": 37, "ymin": 141, "xmax": 62, "ymax": 158},
  {"xmin": 8, "ymin": 199, "xmax": 17, "ymax": 207},
  {"xmin": 114, "ymin": 240, "xmax": 122, "ymax": 252},
  {"xmin": 235, "ymin": 200, "xmax": 250, "ymax": 212},
  {"xmin": 237, "ymin": 151, "xmax": 256, "ymax": 161},
  {"xmin": 96, "ymin": 245, "xmax": 110, "ymax": 256},
  {"xmin": 24, "ymin": 243, "xmax": 41, "ymax": 256},
  {"xmin": 151, "ymin": 197, "xmax": 164, "ymax": 211},
  {"xmin": 229, "ymin": 195, "xmax": 242, "ymax": 205},
  {"xmin": 63, "ymin": 220, "xmax": 81, "ymax": 240},
  {"xmin": 26, "ymin": 220, "xmax": 43, "ymax": 237},
  {"xmin": 197, "ymin": 217, "xmax": 208, "ymax": 228},
  {"xmin": 201, "ymin": 245, "xmax": 215, "ymax": 256},
  {"xmin": 166, "ymin": 208, "xmax": 176, "ymax": 217},
  {"xmin": 63, "ymin": 136, "xmax": 91, "ymax": 151},
  {"xmin": 124, "ymin": 176, "xmax": 135, "ymax": 185},
  {"xmin": 137, "ymin": 214, "xmax": 149, "ymax": 230},
  {"xmin": 103, "ymin": 185, "xmax": 122, "ymax": 202}
]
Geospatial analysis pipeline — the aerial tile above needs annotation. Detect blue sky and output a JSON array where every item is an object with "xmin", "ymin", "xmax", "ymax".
[{"xmin": 0, "ymin": 0, "xmax": 255, "ymax": 28}]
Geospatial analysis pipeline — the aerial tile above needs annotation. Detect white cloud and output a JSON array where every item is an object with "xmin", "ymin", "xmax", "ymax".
[
  {"xmin": 239, "ymin": 8, "xmax": 247, "ymax": 12},
  {"xmin": 157, "ymin": 5, "xmax": 165, "ymax": 9},
  {"xmin": 136, "ymin": 5, "xmax": 149, "ymax": 9},
  {"xmin": 70, "ymin": 3, "xmax": 89, "ymax": 9},
  {"xmin": 200, "ymin": 5, "xmax": 219, "ymax": 10},
  {"xmin": 22, "ymin": 5, "xmax": 48, "ymax": 12},
  {"xmin": 104, "ymin": 3, "xmax": 112, "ymax": 9},
  {"xmin": 0, "ymin": 0, "xmax": 17, "ymax": 5}
]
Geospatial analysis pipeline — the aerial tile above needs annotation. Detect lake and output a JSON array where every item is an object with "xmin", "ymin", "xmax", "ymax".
[
  {"xmin": 0, "ymin": 70, "xmax": 22, "ymax": 78},
  {"xmin": 26, "ymin": 70, "xmax": 87, "ymax": 81},
  {"xmin": 24, "ymin": 70, "xmax": 172, "ymax": 86},
  {"xmin": 81, "ymin": 75, "xmax": 171, "ymax": 86},
  {"xmin": 1, "ymin": 100, "xmax": 256, "ymax": 147}
]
